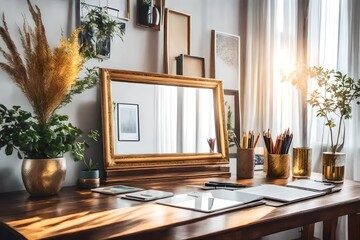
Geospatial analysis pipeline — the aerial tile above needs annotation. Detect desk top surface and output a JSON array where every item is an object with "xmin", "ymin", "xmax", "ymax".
[{"xmin": 1, "ymin": 172, "xmax": 360, "ymax": 240}]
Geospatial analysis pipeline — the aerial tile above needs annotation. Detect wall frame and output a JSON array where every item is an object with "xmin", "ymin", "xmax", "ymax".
[
  {"xmin": 176, "ymin": 54, "xmax": 205, "ymax": 78},
  {"xmin": 164, "ymin": 9, "xmax": 191, "ymax": 74},
  {"xmin": 117, "ymin": 103, "xmax": 140, "ymax": 141},
  {"xmin": 136, "ymin": 0, "xmax": 164, "ymax": 31},
  {"xmin": 211, "ymin": 30, "xmax": 240, "ymax": 90},
  {"xmin": 224, "ymin": 89, "xmax": 240, "ymax": 158}
]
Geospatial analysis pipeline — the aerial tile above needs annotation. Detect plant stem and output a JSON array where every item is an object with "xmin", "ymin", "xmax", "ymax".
[{"xmin": 334, "ymin": 115, "xmax": 344, "ymax": 153}]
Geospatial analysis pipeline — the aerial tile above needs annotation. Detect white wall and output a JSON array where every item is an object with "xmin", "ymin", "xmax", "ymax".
[
  {"xmin": 112, "ymin": 82, "xmax": 156, "ymax": 154},
  {"xmin": 0, "ymin": 0, "xmax": 242, "ymax": 193}
]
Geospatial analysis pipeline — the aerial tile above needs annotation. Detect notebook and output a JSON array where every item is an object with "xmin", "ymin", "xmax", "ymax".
[
  {"xmin": 286, "ymin": 179, "xmax": 336, "ymax": 193},
  {"xmin": 156, "ymin": 189, "xmax": 263, "ymax": 213},
  {"xmin": 121, "ymin": 189, "xmax": 174, "ymax": 201},
  {"xmin": 91, "ymin": 185, "xmax": 143, "ymax": 195},
  {"xmin": 238, "ymin": 184, "xmax": 326, "ymax": 203}
]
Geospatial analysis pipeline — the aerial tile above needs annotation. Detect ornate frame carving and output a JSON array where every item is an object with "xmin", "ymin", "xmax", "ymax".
[{"xmin": 100, "ymin": 69, "xmax": 230, "ymax": 183}]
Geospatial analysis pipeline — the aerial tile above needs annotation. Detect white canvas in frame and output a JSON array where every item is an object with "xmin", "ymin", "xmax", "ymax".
[
  {"xmin": 117, "ymin": 103, "xmax": 140, "ymax": 141},
  {"xmin": 212, "ymin": 31, "xmax": 240, "ymax": 90}
]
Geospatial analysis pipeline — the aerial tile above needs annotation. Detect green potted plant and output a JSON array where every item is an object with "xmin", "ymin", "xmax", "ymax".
[
  {"xmin": 0, "ymin": 0, "xmax": 97, "ymax": 196},
  {"xmin": 307, "ymin": 66, "xmax": 360, "ymax": 182},
  {"xmin": 80, "ymin": 1, "xmax": 125, "ymax": 60},
  {"xmin": 78, "ymin": 130, "xmax": 101, "ymax": 189}
]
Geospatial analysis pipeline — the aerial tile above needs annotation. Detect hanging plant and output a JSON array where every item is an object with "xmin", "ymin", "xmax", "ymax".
[{"xmin": 80, "ymin": 1, "xmax": 125, "ymax": 60}]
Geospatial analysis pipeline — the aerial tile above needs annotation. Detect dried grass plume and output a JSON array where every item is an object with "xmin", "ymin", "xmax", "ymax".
[{"xmin": 0, "ymin": 0, "xmax": 84, "ymax": 124}]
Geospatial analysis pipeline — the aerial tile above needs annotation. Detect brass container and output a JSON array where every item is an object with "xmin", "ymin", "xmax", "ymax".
[
  {"xmin": 78, "ymin": 169, "xmax": 100, "ymax": 189},
  {"xmin": 267, "ymin": 154, "xmax": 290, "ymax": 179},
  {"xmin": 292, "ymin": 147, "xmax": 312, "ymax": 178},
  {"xmin": 323, "ymin": 152, "xmax": 346, "ymax": 183},
  {"xmin": 21, "ymin": 158, "xmax": 66, "ymax": 197},
  {"xmin": 236, "ymin": 148, "xmax": 255, "ymax": 179}
]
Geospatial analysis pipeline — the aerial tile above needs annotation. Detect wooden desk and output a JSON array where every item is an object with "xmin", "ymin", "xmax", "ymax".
[{"xmin": 0, "ymin": 172, "xmax": 359, "ymax": 240}]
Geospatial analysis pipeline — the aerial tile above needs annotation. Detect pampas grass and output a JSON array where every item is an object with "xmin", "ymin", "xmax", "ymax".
[{"xmin": 0, "ymin": 0, "xmax": 84, "ymax": 124}]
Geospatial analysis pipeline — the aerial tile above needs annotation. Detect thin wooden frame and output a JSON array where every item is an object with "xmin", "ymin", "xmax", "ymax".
[
  {"xmin": 101, "ymin": 69, "xmax": 230, "ymax": 183},
  {"xmin": 224, "ymin": 89, "xmax": 240, "ymax": 158},
  {"xmin": 211, "ymin": 30, "xmax": 240, "ymax": 90},
  {"xmin": 164, "ymin": 9, "xmax": 191, "ymax": 74},
  {"xmin": 176, "ymin": 54, "xmax": 205, "ymax": 78},
  {"xmin": 136, "ymin": 0, "xmax": 163, "ymax": 31}
]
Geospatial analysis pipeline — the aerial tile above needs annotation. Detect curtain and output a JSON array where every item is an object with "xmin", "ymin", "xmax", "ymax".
[
  {"xmin": 155, "ymin": 85, "xmax": 178, "ymax": 153},
  {"xmin": 307, "ymin": 2, "xmax": 360, "ymax": 238},
  {"xmin": 155, "ymin": 86, "xmax": 216, "ymax": 153},
  {"xmin": 243, "ymin": 0, "xmax": 300, "ymax": 148},
  {"xmin": 245, "ymin": 0, "xmax": 359, "ymax": 239},
  {"xmin": 308, "ymin": 0, "xmax": 360, "ymax": 180}
]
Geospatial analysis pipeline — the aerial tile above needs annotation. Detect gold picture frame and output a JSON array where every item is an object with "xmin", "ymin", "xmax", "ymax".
[{"xmin": 100, "ymin": 69, "xmax": 230, "ymax": 183}]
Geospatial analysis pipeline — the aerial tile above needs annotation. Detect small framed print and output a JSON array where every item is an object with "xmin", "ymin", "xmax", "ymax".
[
  {"xmin": 117, "ymin": 103, "xmax": 140, "ymax": 141},
  {"xmin": 211, "ymin": 30, "xmax": 240, "ymax": 90},
  {"xmin": 176, "ymin": 54, "xmax": 205, "ymax": 78},
  {"xmin": 224, "ymin": 89, "xmax": 240, "ymax": 158}
]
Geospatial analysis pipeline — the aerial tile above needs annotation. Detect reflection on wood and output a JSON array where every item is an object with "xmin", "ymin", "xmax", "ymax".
[{"xmin": 1, "ymin": 173, "xmax": 360, "ymax": 240}]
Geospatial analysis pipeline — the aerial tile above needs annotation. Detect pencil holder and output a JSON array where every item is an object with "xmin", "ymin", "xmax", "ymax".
[
  {"xmin": 267, "ymin": 154, "xmax": 290, "ymax": 179},
  {"xmin": 237, "ymin": 148, "xmax": 255, "ymax": 179},
  {"xmin": 292, "ymin": 147, "xmax": 312, "ymax": 178}
]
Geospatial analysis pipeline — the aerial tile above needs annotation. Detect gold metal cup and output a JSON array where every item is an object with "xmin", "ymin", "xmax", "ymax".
[
  {"xmin": 267, "ymin": 154, "xmax": 290, "ymax": 179},
  {"xmin": 292, "ymin": 147, "xmax": 312, "ymax": 178},
  {"xmin": 237, "ymin": 148, "xmax": 255, "ymax": 179}
]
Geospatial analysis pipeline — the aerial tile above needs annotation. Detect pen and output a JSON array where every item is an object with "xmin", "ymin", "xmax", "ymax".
[{"xmin": 206, "ymin": 181, "xmax": 247, "ymax": 188}]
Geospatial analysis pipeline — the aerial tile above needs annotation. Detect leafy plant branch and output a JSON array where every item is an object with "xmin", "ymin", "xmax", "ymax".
[{"xmin": 308, "ymin": 66, "xmax": 360, "ymax": 153}]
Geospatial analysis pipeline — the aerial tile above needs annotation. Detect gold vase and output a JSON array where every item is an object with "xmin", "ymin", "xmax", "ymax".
[
  {"xmin": 322, "ymin": 152, "xmax": 345, "ymax": 183},
  {"xmin": 292, "ymin": 147, "xmax": 312, "ymax": 178},
  {"xmin": 21, "ymin": 157, "xmax": 66, "ymax": 197}
]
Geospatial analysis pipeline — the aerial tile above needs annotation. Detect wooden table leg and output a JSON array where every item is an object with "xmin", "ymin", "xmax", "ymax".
[
  {"xmin": 348, "ymin": 213, "xmax": 360, "ymax": 240},
  {"xmin": 302, "ymin": 224, "xmax": 314, "ymax": 240},
  {"xmin": 323, "ymin": 218, "xmax": 337, "ymax": 240}
]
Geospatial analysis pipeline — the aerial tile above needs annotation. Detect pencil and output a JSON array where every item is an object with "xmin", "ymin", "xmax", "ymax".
[{"xmin": 253, "ymin": 133, "xmax": 260, "ymax": 148}]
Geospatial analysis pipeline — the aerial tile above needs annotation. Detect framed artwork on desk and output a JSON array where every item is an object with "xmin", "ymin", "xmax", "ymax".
[
  {"xmin": 224, "ymin": 90, "xmax": 240, "ymax": 158},
  {"xmin": 117, "ymin": 103, "xmax": 140, "ymax": 141}
]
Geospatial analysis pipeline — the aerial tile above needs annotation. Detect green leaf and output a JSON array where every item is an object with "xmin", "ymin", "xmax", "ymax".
[{"xmin": 5, "ymin": 144, "xmax": 13, "ymax": 155}]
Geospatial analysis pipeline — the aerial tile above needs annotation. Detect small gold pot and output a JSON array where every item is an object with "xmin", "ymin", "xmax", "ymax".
[
  {"xmin": 267, "ymin": 154, "xmax": 290, "ymax": 179},
  {"xmin": 322, "ymin": 152, "xmax": 346, "ymax": 183},
  {"xmin": 21, "ymin": 157, "xmax": 66, "ymax": 197}
]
